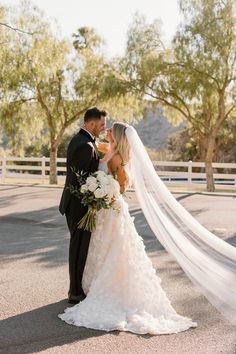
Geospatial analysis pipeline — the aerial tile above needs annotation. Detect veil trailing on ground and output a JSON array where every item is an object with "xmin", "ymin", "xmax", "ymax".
[{"xmin": 125, "ymin": 125, "xmax": 236, "ymax": 325}]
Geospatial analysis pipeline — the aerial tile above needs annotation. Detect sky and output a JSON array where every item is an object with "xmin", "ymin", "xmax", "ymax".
[{"xmin": 4, "ymin": 0, "xmax": 182, "ymax": 57}]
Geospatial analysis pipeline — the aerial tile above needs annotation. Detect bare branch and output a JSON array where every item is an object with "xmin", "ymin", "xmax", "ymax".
[
  {"xmin": 165, "ymin": 61, "xmax": 220, "ymax": 89},
  {"xmin": 67, "ymin": 102, "xmax": 96, "ymax": 125},
  {"xmin": 151, "ymin": 86, "xmax": 194, "ymax": 120},
  {"xmin": 225, "ymin": 104, "xmax": 236, "ymax": 119},
  {"xmin": 55, "ymin": 76, "xmax": 62, "ymax": 115},
  {"xmin": 62, "ymin": 100, "xmax": 69, "ymax": 124},
  {"xmin": 54, "ymin": 105, "xmax": 94, "ymax": 148},
  {"xmin": 36, "ymin": 84, "xmax": 54, "ymax": 134},
  {"xmin": 9, "ymin": 97, "xmax": 36, "ymax": 104},
  {"xmin": 0, "ymin": 22, "xmax": 34, "ymax": 35}
]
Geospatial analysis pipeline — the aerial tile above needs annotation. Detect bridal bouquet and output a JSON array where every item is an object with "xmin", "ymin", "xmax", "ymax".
[{"xmin": 69, "ymin": 170, "xmax": 120, "ymax": 232}]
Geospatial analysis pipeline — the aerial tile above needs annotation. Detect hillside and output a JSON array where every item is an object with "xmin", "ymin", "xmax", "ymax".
[{"xmin": 134, "ymin": 109, "xmax": 184, "ymax": 151}]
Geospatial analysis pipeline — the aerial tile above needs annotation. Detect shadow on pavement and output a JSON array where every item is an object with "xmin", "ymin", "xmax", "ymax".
[
  {"xmin": 226, "ymin": 233, "xmax": 236, "ymax": 246},
  {"xmin": 0, "ymin": 187, "xmax": 56, "ymax": 209},
  {"xmin": 130, "ymin": 208, "xmax": 164, "ymax": 251},
  {"xmin": 1, "ymin": 200, "xmax": 234, "ymax": 269},
  {"xmin": 0, "ymin": 206, "xmax": 68, "ymax": 267},
  {"xmin": 175, "ymin": 193, "xmax": 199, "ymax": 202},
  {"xmin": 174, "ymin": 191, "xmax": 236, "ymax": 199},
  {"xmin": 0, "ymin": 185, "xmax": 26, "ymax": 192},
  {"xmin": 0, "ymin": 206, "xmax": 164, "ymax": 268},
  {"xmin": 130, "ymin": 206, "xmax": 236, "ymax": 248},
  {"xmin": 0, "ymin": 300, "xmax": 107, "ymax": 354}
]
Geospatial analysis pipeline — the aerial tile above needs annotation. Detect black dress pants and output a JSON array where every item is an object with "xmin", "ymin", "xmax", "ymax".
[{"xmin": 65, "ymin": 201, "xmax": 91, "ymax": 296}]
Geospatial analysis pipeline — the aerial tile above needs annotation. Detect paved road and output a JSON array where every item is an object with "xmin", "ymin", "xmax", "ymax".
[{"xmin": 0, "ymin": 185, "xmax": 236, "ymax": 354}]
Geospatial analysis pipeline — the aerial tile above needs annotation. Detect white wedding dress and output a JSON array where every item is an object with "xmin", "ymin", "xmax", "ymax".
[{"xmin": 58, "ymin": 162, "xmax": 197, "ymax": 335}]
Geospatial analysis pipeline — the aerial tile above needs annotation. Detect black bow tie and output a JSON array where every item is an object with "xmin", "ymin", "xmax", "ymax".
[{"xmin": 92, "ymin": 137, "xmax": 96, "ymax": 143}]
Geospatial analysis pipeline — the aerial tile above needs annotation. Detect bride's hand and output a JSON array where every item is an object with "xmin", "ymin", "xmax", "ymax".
[{"xmin": 97, "ymin": 142, "xmax": 110, "ymax": 154}]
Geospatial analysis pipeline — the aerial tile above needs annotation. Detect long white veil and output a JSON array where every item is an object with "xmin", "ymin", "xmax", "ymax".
[{"xmin": 125, "ymin": 125, "xmax": 236, "ymax": 325}]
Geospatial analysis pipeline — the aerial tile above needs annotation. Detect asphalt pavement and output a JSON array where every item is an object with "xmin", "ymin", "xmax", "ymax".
[{"xmin": 0, "ymin": 184, "xmax": 236, "ymax": 354}]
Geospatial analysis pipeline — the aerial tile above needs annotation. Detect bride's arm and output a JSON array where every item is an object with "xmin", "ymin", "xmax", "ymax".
[{"xmin": 108, "ymin": 154, "xmax": 129, "ymax": 193}]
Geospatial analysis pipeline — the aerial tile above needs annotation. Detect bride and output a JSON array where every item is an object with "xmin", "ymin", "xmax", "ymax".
[{"xmin": 58, "ymin": 123, "xmax": 236, "ymax": 334}]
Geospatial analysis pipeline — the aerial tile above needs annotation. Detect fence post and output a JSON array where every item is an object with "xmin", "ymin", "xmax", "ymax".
[
  {"xmin": 41, "ymin": 156, "xmax": 46, "ymax": 184},
  {"xmin": 1, "ymin": 157, "xmax": 6, "ymax": 183},
  {"xmin": 188, "ymin": 160, "xmax": 192, "ymax": 188}
]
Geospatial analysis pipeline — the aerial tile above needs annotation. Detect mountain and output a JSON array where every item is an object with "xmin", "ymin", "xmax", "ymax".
[{"xmin": 133, "ymin": 108, "xmax": 184, "ymax": 151}]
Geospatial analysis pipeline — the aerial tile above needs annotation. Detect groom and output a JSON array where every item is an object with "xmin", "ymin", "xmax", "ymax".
[{"xmin": 59, "ymin": 107, "xmax": 107, "ymax": 304}]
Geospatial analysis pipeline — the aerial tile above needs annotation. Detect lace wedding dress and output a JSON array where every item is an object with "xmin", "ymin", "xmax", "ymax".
[{"xmin": 58, "ymin": 162, "xmax": 197, "ymax": 335}]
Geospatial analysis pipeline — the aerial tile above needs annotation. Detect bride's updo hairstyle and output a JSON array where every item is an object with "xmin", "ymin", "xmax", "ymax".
[{"xmin": 112, "ymin": 122, "xmax": 130, "ymax": 166}]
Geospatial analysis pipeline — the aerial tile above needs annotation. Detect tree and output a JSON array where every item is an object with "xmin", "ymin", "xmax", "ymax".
[
  {"xmin": 1, "ymin": 2, "xmax": 143, "ymax": 184},
  {"xmin": 123, "ymin": 2, "xmax": 236, "ymax": 191},
  {"xmin": 0, "ymin": 2, "xmax": 48, "ymax": 157},
  {"xmin": 72, "ymin": 26, "xmax": 143, "ymax": 123},
  {"xmin": 169, "ymin": 115, "xmax": 236, "ymax": 164},
  {"xmin": 0, "ymin": 2, "xmax": 116, "ymax": 184}
]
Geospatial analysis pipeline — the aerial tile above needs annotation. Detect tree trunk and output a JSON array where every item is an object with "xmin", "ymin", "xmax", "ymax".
[
  {"xmin": 198, "ymin": 138, "xmax": 207, "ymax": 173},
  {"xmin": 205, "ymin": 135, "xmax": 216, "ymax": 192},
  {"xmin": 205, "ymin": 161, "xmax": 215, "ymax": 192},
  {"xmin": 50, "ymin": 144, "xmax": 58, "ymax": 184}
]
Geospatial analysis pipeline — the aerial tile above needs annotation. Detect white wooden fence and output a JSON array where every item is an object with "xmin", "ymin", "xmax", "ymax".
[{"xmin": 0, "ymin": 157, "xmax": 236, "ymax": 190}]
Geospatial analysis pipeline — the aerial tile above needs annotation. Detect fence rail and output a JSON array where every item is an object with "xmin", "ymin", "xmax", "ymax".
[{"xmin": 0, "ymin": 157, "xmax": 236, "ymax": 190}]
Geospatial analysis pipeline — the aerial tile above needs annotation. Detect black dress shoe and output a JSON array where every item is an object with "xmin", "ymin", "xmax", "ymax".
[{"xmin": 68, "ymin": 294, "xmax": 86, "ymax": 304}]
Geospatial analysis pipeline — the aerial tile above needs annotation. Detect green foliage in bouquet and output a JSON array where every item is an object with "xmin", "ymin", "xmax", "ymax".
[
  {"xmin": 67, "ymin": 168, "xmax": 87, "ymax": 199},
  {"xmin": 68, "ymin": 168, "xmax": 120, "ymax": 232}
]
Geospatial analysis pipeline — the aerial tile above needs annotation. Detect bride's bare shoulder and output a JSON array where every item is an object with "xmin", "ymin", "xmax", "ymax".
[{"xmin": 108, "ymin": 153, "xmax": 128, "ymax": 193}]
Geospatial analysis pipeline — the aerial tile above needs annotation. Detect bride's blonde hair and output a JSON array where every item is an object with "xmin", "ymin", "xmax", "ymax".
[{"xmin": 112, "ymin": 122, "xmax": 130, "ymax": 165}]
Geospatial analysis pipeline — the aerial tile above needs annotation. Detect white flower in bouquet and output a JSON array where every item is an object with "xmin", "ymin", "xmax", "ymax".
[
  {"xmin": 87, "ymin": 182, "xmax": 98, "ymax": 192},
  {"xmin": 96, "ymin": 172, "xmax": 110, "ymax": 185},
  {"xmin": 110, "ymin": 179, "xmax": 120, "ymax": 195},
  {"xmin": 106, "ymin": 191, "xmax": 115, "ymax": 203},
  {"xmin": 96, "ymin": 170, "xmax": 107, "ymax": 178},
  {"xmin": 85, "ymin": 176, "xmax": 98, "ymax": 192},
  {"xmin": 86, "ymin": 176, "xmax": 97, "ymax": 185},
  {"xmin": 80, "ymin": 184, "xmax": 88, "ymax": 193},
  {"xmin": 104, "ymin": 184, "xmax": 115, "ymax": 200},
  {"xmin": 94, "ymin": 187, "xmax": 107, "ymax": 199},
  {"xmin": 72, "ymin": 170, "xmax": 122, "ymax": 233},
  {"xmin": 100, "ymin": 177, "xmax": 110, "ymax": 186},
  {"xmin": 106, "ymin": 174, "xmax": 114, "ymax": 181}
]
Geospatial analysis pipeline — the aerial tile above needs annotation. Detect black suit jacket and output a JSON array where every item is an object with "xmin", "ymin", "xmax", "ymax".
[{"xmin": 59, "ymin": 129, "xmax": 99, "ymax": 216}]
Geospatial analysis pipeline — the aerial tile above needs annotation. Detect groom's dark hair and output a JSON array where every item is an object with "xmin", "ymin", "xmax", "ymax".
[{"xmin": 84, "ymin": 107, "xmax": 107, "ymax": 122}]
